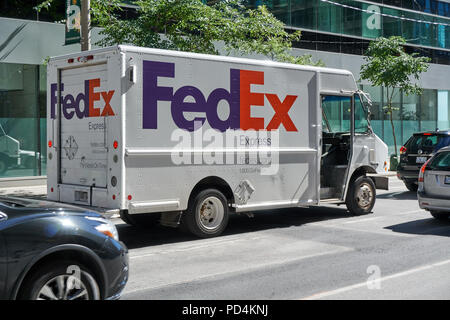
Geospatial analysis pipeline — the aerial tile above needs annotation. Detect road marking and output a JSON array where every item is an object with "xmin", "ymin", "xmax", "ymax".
[
  {"xmin": 123, "ymin": 247, "xmax": 353, "ymax": 297},
  {"xmin": 301, "ymin": 258, "xmax": 450, "ymax": 300},
  {"xmin": 129, "ymin": 235, "xmax": 264, "ymax": 259},
  {"xmin": 342, "ymin": 217, "xmax": 379, "ymax": 224}
]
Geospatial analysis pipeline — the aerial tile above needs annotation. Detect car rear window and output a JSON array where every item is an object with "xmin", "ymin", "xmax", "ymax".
[
  {"xmin": 406, "ymin": 134, "xmax": 450, "ymax": 153},
  {"xmin": 428, "ymin": 151, "xmax": 450, "ymax": 171}
]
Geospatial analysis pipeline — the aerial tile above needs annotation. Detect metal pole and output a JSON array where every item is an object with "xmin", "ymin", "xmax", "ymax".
[{"xmin": 81, "ymin": 0, "xmax": 91, "ymax": 51}]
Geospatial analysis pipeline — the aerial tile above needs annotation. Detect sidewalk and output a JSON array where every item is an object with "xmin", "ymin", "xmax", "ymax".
[{"xmin": 0, "ymin": 185, "xmax": 47, "ymax": 199}]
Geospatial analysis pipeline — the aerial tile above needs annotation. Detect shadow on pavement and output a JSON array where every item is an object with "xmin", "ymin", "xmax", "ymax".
[
  {"xmin": 117, "ymin": 205, "xmax": 352, "ymax": 250},
  {"xmin": 385, "ymin": 216, "xmax": 450, "ymax": 237},
  {"xmin": 376, "ymin": 191, "xmax": 418, "ymax": 200}
]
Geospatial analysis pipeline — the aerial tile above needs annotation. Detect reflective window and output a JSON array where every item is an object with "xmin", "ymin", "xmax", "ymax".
[
  {"xmin": 321, "ymin": 95, "xmax": 351, "ymax": 133},
  {"xmin": 429, "ymin": 151, "xmax": 450, "ymax": 171},
  {"xmin": 354, "ymin": 94, "xmax": 370, "ymax": 133},
  {"xmin": 0, "ymin": 63, "xmax": 45, "ymax": 178}
]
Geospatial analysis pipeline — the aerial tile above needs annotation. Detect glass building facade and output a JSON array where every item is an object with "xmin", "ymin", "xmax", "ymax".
[
  {"xmin": 359, "ymin": 85, "xmax": 450, "ymax": 154},
  {"xmin": 247, "ymin": 0, "xmax": 450, "ymax": 64},
  {"xmin": 0, "ymin": 63, "xmax": 47, "ymax": 179},
  {"xmin": 248, "ymin": 0, "xmax": 450, "ymax": 48}
]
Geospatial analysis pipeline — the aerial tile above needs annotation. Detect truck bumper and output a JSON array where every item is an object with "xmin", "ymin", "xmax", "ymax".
[
  {"xmin": 418, "ymin": 191, "xmax": 450, "ymax": 212},
  {"xmin": 367, "ymin": 174, "xmax": 389, "ymax": 190}
]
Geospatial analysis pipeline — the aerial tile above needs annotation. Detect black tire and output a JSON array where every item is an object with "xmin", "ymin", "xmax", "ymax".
[
  {"xmin": 19, "ymin": 260, "xmax": 101, "ymax": 300},
  {"xmin": 181, "ymin": 189, "xmax": 229, "ymax": 238},
  {"xmin": 346, "ymin": 175, "xmax": 376, "ymax": 215},
  {"xmin": 120, "ymin": 210, "xmax": 161, "ymax": 228},
  {"xmin": 430, "ymin": 211, "xmax": 450, "ymax": 221},
  {"xmin": 404, "ymin": 181, "xmax": 418, "ymax": 192}
]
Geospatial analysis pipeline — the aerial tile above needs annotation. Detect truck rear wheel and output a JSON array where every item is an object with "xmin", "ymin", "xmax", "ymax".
[
  {"xmin": 346, "ymin": 175, "xmax": 376, "ymax": 215},
  {"xmin": 182, "ymin": 189, "xmax": 229, "ymax": 238}
]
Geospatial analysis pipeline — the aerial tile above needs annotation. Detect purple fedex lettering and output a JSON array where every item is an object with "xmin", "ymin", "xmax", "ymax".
[
  {"xmin": 50, "ymin": 79, "xmax": 114, "ymax": 120},
  {"xmin": 143, "ymin": 61, "xmax": 174, "ymax": 129},
  {"xmin": 142, "ymin": 60, "xmax": 240, "ymax": 132}
]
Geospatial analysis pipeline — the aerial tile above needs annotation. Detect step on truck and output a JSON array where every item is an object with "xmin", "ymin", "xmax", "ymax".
[{"xmin": 47, "ymin": 45, "xmax": 389, "ymax": 238}]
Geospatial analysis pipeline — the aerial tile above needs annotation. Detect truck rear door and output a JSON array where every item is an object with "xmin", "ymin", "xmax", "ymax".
[{"xmin": 59, "ymin": 63, "xmax": 109, "ymax": 189}]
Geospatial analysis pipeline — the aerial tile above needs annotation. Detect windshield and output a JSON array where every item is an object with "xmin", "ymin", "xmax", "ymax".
[
  {"xmin": 406, "ymin": 134, "xmax": 450, "ymax": 154},
  {"xmin": 354, "ymin": 94, "xmax": 369, "ymax": 133},
  {"xmin": 321, "ymin": 95, "xmax": 369, "ymax": 134}
]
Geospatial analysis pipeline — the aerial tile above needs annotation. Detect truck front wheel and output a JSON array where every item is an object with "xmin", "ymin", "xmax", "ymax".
[
  {"xmin": 182, "ymin": 189, "xmax": 229, "ymax": 238},
  {"xmin": 345, "ymin": 175, "xmax": 376, "ymax": 215}
]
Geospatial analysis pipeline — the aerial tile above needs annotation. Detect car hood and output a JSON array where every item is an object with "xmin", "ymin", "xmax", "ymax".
[{"xmin": 0, "ymin": 196, "xmax": 102, "ymax": 219}]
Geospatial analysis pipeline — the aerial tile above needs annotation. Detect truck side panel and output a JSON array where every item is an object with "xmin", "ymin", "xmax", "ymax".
[{"xmin": 122, "ymin": 51, "xmax": 320, "ymax": 213}]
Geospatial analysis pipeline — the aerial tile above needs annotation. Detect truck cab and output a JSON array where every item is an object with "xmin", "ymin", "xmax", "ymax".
[{"xmin": 320, "ymin": 90, "xmax": 389, "ymax": 214}]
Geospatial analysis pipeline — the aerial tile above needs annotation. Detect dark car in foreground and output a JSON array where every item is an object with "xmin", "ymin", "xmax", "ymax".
[
  {"xmin": 0, "ymin": 196, "xmax": 128, "ymax": 300},
  {"xmin": 418, "ymin": 146, "xmax": 450, "ymax": 221},
  {"xmin": 397, "ymin": 130, "xmax": 450, "ymax": 191}
]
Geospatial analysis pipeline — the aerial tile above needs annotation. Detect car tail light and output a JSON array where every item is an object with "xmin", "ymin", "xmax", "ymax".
[
  {"xmin": 400, "ymin": 146, "xmax": 407, "ymax": 155},
  {"xmin": 418, "ymin": 159, "xmax": 431, "ymax": 182}
]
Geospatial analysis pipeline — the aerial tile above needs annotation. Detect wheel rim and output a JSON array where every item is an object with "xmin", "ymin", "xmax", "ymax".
[
  {"xmin": 197, "ymin": 196, "xmax": 224, "ymax": 231},
  {"xmin": 36, "ymin": 275, "xmax": 89, "ymax": 300},
  {"xmin": 356, "ymin": 183, "xmax": 373, "ymax": 210}
]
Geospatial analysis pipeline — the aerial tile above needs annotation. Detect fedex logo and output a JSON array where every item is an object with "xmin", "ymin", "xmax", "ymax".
[
  {"xmin": 143, "ymin": 60, "xmax": 298, "ymax": 132},
  {"xmin": 50, "ymin": 79, "xmax": 115, "ymax": 119}
]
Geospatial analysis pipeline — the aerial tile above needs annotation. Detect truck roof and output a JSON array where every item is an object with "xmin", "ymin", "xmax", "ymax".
[{"xmin": 49, "ymin": 44, "xmax": 354, "ymax": 77}]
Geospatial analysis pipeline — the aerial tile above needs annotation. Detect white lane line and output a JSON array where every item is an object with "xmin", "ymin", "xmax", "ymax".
[
  {"xmin": 342, "ymin": 217, "xmax": 379, "ymax": 224},
  {"xmin": 129, "ymin": 236, "xmax": 264, "ymax": 259},
  {"xmin": 123, "ymin": 247, "xmax": 353, "ymax": 296},
  {"xmin": 301, "ymin": 258, "xmax": 450, "ymax": 300}
]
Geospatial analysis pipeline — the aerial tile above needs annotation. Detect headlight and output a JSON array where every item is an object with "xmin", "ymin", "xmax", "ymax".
[{"xmin": 86, "ymin": 216, "xmax": 119, "ymax": 241}]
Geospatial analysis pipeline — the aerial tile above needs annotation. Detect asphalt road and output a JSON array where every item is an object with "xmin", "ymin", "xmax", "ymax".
[{"xmin": 115, "ymin": 177, "xmax": 450, "ymax": 300}]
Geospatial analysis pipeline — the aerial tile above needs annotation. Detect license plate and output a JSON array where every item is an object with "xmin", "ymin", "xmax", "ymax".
[
  {"xmin": 416, "ymin": 156, "xmax": 427, "ymax": 164},
  {"xmin": 445, "ymin": 176, "xmax": 450, "ymax": 185}
]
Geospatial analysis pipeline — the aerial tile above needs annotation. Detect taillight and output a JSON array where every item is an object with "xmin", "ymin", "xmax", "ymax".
[
  {"xmin": 400, "ymin": 146, "xmax": 407, "ymax": 155},
  {"xmin": 418, "ymin": 159, "xmax": 430, "ymax": 182}
]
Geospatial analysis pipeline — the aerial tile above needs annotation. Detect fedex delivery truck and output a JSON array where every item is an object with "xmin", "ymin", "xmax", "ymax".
[{"xmin": 47, "ymin": 45, "xmax": 389, "ymax": 238}]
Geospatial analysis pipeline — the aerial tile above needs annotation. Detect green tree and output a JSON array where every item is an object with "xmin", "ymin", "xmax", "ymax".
[
  {"xmin": 360, "ymin": 36, "xmax": 430, "ymax": 158},
  {"xmin": 36, "ymin": 0, "xmax": 321, "ymax": 66}
]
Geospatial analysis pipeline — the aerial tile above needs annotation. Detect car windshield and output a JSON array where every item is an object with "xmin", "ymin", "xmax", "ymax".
[
  {"xmin": 428, "ymin": 151, "xmax": 450, "ymax": 171},
  {"xmin": 406, "ymin": 134, "xmax": 450, "ymax": 154},
  {"xmin": 0, "ymin": 198, "xmax": 28, "ymax": 208}
]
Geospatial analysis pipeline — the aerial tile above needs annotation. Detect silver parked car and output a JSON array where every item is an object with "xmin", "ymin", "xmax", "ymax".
[{"xmin": 418, "ymin": 146, "xmax": 450, "ymax": 220}]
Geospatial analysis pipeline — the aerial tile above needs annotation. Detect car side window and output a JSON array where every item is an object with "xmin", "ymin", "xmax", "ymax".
[{"xmin": 429, "ymin": 152, "xmax": 450, "ymax": 171}]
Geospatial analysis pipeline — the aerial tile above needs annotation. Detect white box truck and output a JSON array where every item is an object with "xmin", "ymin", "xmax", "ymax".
[{"xmin": 47, "ymin": 45, "xmax": 389, "ymax": 237}]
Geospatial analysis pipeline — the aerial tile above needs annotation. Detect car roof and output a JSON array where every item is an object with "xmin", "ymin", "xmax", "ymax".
[
  {"xmin": 437, "ymin": 146, "xmax": 450, "ymax": 153},
  {"xmin": 413, "ymin": 130, "xmax": 450, "ymax": 136}
]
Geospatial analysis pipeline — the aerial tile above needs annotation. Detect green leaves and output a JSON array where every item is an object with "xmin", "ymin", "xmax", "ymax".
[
  {"xmin": 360, "ymin": 36, "xmax": 430, "ymax": 155},
  {"xmin": 361, "ymin": 36, "xmax": 430, "ymax": 98},
  {"xmin": 34, "ymin": 0, "xmax": 320, "ymax": 65},
  {"xmin": 94, "ymin": 0, "xmax": 320, "ymax": 65}
]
